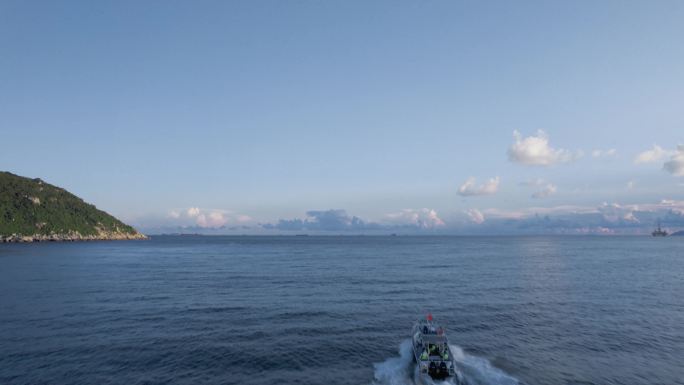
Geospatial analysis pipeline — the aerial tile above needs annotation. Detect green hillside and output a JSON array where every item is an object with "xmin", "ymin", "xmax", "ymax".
[{"xmin": 0, "ymin": 171, "xmax": 145, "ymax": 241}]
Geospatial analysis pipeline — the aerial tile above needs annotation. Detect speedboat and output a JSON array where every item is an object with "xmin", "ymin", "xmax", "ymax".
[{"xmin": 412, "ymin": 314, "xmax": 461, "ymax": 383}]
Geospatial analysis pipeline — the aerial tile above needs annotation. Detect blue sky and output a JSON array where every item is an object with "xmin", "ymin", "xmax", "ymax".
[{"xmin": 1, "ymin": 1, "xmax": 683, "ymax": 234}]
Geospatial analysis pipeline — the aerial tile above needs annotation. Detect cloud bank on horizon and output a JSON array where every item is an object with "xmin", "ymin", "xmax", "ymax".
[
  {"xmin": 133, "ymin": 130, "xmax": 684, "ymax": 235},
  {"xmin": 141, "ymin": 199, "xmax": 684, "ymax": 235},
  {"xmin": 163, "ymin": 207, "xmax": 252, "ymax": 231}
]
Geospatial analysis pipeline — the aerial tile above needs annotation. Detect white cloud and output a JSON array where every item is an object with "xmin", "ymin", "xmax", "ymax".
[
  {"xmin": 634, "ymin": 144, "xmax": 671, "ymax": 164},
  {"xmin": 508, "ymin": 130, "xmax": 577, "ymax": 166},
  {"xmin": 663, "ymin": 145, "xmax": 684, "ymax": 176},
  {"xmin": 465, "ymin": 209, "xmax": 485, "ymax": 224},
  {"xmin": 592, "ymin": 148, "xmax": 617, "ymax": 158},
  {"xmin": 622, "ymin": 211, "xmax": 639, "ymax": 223},
  {"xmin": 635, "ymin": 144, "xmax": 684, "ymax": 176},
  {"xmin": 167, "ymin": 207, "xmax": 252, "ymax": 228},
  {"xmin": 196, "ymin": 212, "xmax": 228, "ymax": 228},
  {"xmin": 236, "ymin": 215, "xmax": 253, "ymax": 223},
  {"xmin": 598, "ymin": 203, "xmax": 640, "ymax": 223},
  {"xmin": 458, "ymin": 176, "xmax": 500, "ymax": 196},
  {"xmin": 384, "ymin": 208, "xmax": 445, "ymax": 228},
  {"xmin": 531, "ymin": 183, "xmax": 557, "ymax": 199},
  {"xmin": 621, "ymin": 199, "xmax": 684, "ymax": 216}
]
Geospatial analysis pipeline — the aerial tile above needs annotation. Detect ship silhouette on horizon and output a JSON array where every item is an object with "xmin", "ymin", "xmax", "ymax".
[{"xmin": 652, "ymin": 220, "xmax": 668, "ymax": 237}]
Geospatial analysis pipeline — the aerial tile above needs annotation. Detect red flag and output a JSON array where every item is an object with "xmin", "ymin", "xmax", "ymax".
[{"xmin": 427, "ymin": 313, "xmax": 433, "ymax": 321}]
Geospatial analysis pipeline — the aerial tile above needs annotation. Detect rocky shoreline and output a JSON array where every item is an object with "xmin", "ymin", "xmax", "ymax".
[{"xmin": 1, "ymin": 231, "xmax": 148, "ymax": 243}]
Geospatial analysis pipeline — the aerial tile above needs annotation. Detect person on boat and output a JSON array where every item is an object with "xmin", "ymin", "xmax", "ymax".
[
  {"xmin": 442, "ymin": 346, "xmax": 449, "ymax": 360},
  {"xmin": 420, "ymin": 349, "xmax": 428, "ymax": 361}
]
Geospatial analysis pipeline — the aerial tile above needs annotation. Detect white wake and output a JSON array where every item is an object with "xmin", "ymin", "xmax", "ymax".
[{"xmin": 372, "ymin": 340, "xmax": 520, "ymax": 385}]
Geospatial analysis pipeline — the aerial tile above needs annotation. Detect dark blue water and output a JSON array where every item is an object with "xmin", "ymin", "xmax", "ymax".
[{"xmin": 1, "ymin": 236, "xmax": 683, "ymax": 385}]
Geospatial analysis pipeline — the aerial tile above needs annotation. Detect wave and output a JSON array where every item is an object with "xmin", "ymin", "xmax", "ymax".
[
  {"xmin": 372, "ymin": 340, "xmax": 520, "ymax": 385},
  {"xmin": 448, "ymin": 344, "xmax": 519, "ymax": 385}
]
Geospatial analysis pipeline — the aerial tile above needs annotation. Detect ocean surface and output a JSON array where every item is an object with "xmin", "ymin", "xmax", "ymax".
[{"xmin": 1, "ymin": 236, "xmax": 682, "ymax": 385}]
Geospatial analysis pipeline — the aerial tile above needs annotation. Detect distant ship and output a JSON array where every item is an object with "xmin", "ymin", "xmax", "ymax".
[{"xmin": 652, "ymin": 221, "xmax": 668, "ymax": 237}]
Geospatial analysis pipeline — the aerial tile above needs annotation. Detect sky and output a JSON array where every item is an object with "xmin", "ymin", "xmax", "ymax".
[{"xmin": 1, "ymin": 1, "xmax": 683, "ymax": 234}]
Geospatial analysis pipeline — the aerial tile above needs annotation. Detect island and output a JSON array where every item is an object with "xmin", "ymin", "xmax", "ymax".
[{"xmin": 1, "ymin": 171, "xmax": 146, "ymax": 242}]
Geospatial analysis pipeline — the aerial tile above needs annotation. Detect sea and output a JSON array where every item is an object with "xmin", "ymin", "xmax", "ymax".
[{"xmin": 0, "ymin": 235, "xmax": 682, "ymax": 385}]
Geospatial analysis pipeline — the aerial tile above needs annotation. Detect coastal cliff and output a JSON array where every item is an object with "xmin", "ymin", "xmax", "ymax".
[{"xmin": 0, "ymin": 171, "xmax": 146, "ymax": 242}]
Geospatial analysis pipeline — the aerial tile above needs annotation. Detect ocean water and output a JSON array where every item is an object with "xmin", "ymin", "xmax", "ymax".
[{"xmin": 0, "ymin": 236, "xmax": 682, "ymax": 385}]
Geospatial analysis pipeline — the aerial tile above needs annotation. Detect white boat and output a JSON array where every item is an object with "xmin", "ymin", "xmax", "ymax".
[{"xmin": 411, "ymin": 314, "xmax": 462, "ymax": 383}]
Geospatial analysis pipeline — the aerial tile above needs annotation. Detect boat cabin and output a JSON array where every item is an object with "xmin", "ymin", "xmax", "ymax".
[{"xmin": 413, "ymin": 320, "xmax": 451, "ymax": 361}]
